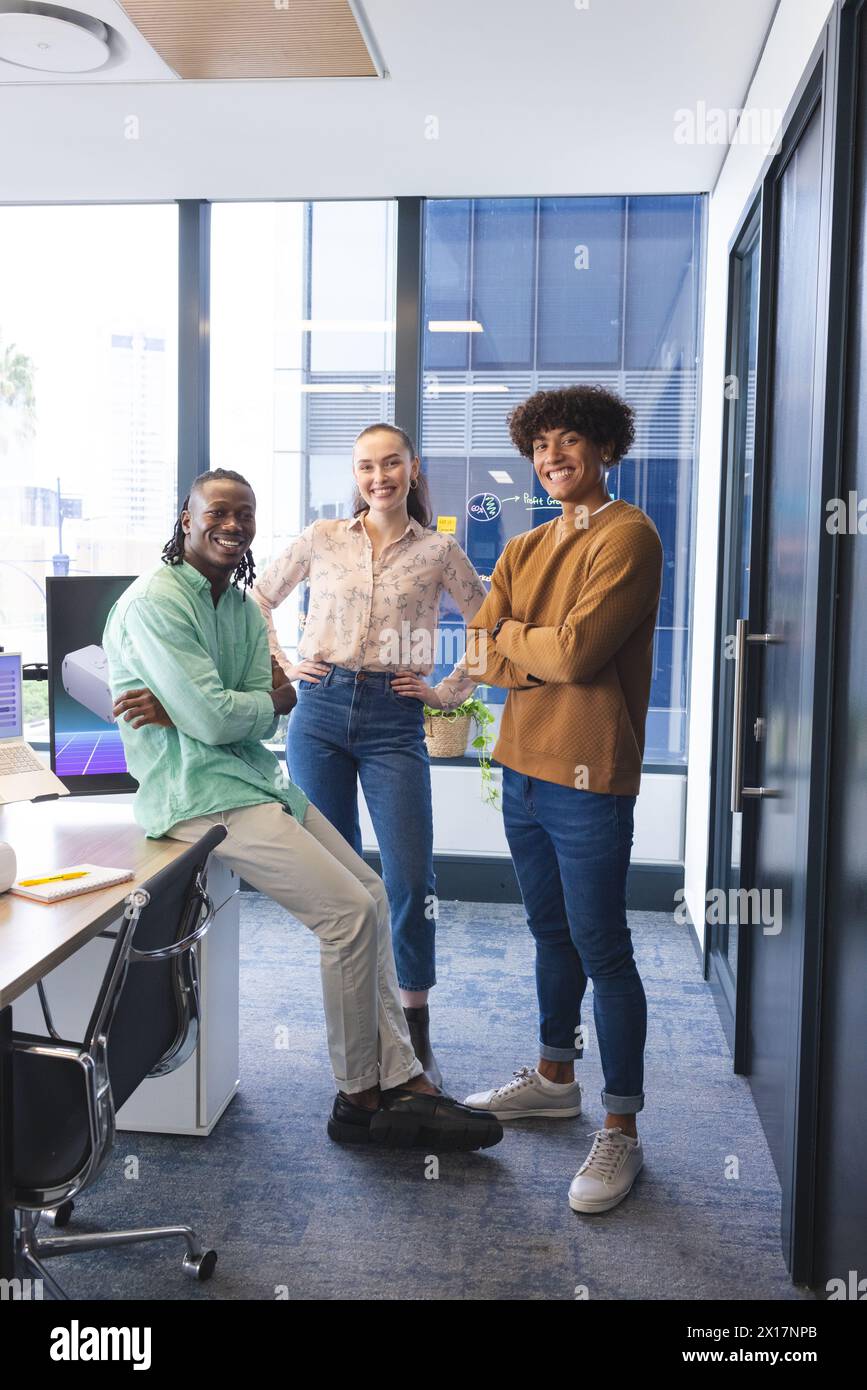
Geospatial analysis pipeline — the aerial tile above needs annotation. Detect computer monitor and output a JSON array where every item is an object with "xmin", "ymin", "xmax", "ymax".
[
  {"xmin": 47, "ymin": 576, "xmax": 137, "ymax": 795},
  {"xmin": 0, "ymin": 651, "xmax": 24, "ymax": 740}
]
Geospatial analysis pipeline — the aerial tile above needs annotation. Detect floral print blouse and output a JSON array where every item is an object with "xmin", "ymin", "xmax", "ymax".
[{"xmin": 250, "ymin": 514, "xmax": 487, "ymax": 711}]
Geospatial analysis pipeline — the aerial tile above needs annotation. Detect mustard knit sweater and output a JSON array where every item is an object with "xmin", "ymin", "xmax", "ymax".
[{"xmin": 465, "ymin": 499, "xmax": 663, "ymax": 795}]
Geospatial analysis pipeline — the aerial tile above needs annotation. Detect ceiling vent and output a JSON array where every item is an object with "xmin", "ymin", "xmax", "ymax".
[{"xmin": 0, "ymin": 3, "xmax": 112, "ymax": 73}]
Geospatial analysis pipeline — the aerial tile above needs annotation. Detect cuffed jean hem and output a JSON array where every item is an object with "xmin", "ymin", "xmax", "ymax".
[
  {"xmin": 601, "ymin": 1091, "xmax": 645, "ymax": 1114},
  {"xmin": 540, "ymin": 1042, "xmax": 584, "ymax": 1062},
  {"xmin": 379, "ymin": 1057, "xmax": 425, "ymax": 1092},
  {"xmin": 398, "ymin": 979, "xmax": 436, "ymax": 992}
]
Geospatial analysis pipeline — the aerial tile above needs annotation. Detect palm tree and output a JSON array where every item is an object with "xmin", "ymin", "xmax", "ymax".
[{"xmin": 0, "ymin": 331, "xmax": 37, "ymax": 451}]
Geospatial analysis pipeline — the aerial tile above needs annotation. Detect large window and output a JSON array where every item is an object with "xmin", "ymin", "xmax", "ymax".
[
  {"xmin": 210, "ymin": 200, "xmax": 397, "ymax": 665},
  {"xmin": 421, "ymin": 196, "xmax": 703, "ymax": 764},
  {"xmin": 0, "ymin": 204, "xmax": 178, "ymax": 735},
  {"xmin": 2, "ymin": 196, "xmax": 701, "ymax": 766}
]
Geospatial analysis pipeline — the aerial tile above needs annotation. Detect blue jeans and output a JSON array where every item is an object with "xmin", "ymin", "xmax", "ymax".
[
  {"xmin": 286, "ymin": 665, "xmax": 436, "ymax": 991},
  {"xmin": 502, "ymin": 767, "xmax": 646, "ymax": 1114}
]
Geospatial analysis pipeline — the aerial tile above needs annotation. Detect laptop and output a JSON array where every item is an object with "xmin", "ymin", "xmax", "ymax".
[{"xmin": 0, "ymin": 651, "xmax": 69, "ymax": 804}]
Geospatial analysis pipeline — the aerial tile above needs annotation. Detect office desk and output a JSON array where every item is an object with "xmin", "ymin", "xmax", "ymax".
[
  {"xmin": 0, "ymin": 800, "xmax": 190, "ymax": 1010},
  {"xmin": 0, "ymin": 799, "xmax": 238, "ymax": 1280}
]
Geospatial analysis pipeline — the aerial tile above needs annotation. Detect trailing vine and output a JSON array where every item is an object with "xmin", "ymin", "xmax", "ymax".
[{"xmin": 423, "ymin": 689, "xmax": 500, "ymax": 808}]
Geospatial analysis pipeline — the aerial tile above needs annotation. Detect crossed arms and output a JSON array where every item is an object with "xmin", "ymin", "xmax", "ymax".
[
  {"xmin": 464, "ymin": 526, "xmax": 662, "ymax": 688},
  {"xmin": 111, "ymin": 595, "xmax": 296, "ymax": 736}
]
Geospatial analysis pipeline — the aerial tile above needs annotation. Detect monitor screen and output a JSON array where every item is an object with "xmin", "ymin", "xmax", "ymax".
[
  {"xmin": 0, "ymin": 652, "xmax": 23, "ymax": 740},
  {"xmin": 47, "ymin": 576, "xmax": 137, "ymax": 794}
]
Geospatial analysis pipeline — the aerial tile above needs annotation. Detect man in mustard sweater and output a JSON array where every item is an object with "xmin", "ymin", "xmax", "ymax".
[{"xmin": 462, "ymin": 385, "xmax": 663, "ymax": 1214}]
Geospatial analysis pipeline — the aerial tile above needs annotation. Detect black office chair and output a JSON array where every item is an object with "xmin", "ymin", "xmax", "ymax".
[{"xmin": 12, "ymin": 825, "xmax": 229, "ymax": 1300}]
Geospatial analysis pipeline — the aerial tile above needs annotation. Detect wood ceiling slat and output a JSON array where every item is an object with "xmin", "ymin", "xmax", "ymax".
[{"xmin": 119, "ymin": 0, "xmax": 378, "ymax": 79}]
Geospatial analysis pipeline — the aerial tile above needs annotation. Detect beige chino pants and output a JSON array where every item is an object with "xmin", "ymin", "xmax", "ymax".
[{"xmin": 165, "ymin": 799, "xmax": 424, "ymax": 1095}]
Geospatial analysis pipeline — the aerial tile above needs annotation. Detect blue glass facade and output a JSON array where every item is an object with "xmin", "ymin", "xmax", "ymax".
[{"xmin": 421, "ymin": 195, "xmax": 704, "ymax": 763}]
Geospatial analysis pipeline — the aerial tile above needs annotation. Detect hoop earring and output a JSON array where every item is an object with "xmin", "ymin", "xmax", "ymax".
[{"xmin": 409, "ymin": 477, "xmax": 419, "ymax": 490}]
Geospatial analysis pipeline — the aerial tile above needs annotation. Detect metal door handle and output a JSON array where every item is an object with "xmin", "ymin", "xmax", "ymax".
[{"xmin": 730, "ymin": 618, "xmax": 784, "ymax": 812}]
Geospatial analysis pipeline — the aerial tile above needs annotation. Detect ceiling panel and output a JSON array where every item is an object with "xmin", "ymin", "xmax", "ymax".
[{"xmin": 119, "ymin": 0, "xmax": 377, "ymax": 79}]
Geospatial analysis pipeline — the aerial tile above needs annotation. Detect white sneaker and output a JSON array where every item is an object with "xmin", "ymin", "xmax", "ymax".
[
  {"xmin": 464, "ymin": 1066, "xmax": 582, "ymax": 1120},
  {"xmin": 568, "ymin": 1127, "xmax": 643, "ymax": 1213}
]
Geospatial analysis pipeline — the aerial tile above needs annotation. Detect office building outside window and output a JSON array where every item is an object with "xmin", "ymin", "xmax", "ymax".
[
  {"xmin": 0, "ymin": 203, "xmax": 178, "ymax": 736},
  {"xmin": 421, "ymin": 196, "xmax": 704, "ymax": 764}
]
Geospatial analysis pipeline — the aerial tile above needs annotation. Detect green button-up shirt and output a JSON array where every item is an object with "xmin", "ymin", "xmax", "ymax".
[{"xmin": 102, "ymin": 560, "xmax": 308, "ymax": 838}]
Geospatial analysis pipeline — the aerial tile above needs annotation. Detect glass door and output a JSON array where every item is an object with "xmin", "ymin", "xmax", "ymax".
[{"xmin": 707, "ymin": 208, "xmax": 761, "ymax": 1048}]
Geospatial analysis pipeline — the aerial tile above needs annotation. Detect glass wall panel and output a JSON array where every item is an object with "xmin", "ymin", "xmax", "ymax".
[
  {"xmin": 421, "ymin": 195, "xmax": 703, "ymax": 762},
  {"xmin": 470, "ymin": 199, "xmax": 536, "ymax": 371},
  {"xmin": 210, "ymin": 200, "xmax": 397, "ymax": 715},
  {"xmin": 538, "ymin": 197, "xmax": 625, "ymax": 369}
]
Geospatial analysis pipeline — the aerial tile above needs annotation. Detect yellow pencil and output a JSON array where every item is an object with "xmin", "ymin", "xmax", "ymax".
[{"xmin": 18, "ymin": 871, "xmax": 90, "ymax": 887}]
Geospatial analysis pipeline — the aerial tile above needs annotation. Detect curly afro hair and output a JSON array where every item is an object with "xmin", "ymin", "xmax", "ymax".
[{"xmin": 507, "ymin": 385, "xmax": 635, "ymax": 464}]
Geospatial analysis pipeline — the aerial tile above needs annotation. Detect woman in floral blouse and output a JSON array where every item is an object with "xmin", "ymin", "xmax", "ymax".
[{"xmin": 251, "ymin": 423, "xmax": 486, "ymax": 1086}]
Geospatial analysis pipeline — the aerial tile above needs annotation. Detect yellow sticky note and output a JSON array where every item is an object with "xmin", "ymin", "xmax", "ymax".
[{"xmin": 437, "ymin": 516, "xmax": 457, "ymax": 534}]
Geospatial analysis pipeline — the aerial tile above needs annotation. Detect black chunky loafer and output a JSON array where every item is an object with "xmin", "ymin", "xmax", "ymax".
[{"xmin": 327, "ymin": 1088, "xmax": 503, "ymax": 1152}]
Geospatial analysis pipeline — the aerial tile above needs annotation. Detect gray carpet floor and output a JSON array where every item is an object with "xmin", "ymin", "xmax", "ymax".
[{"xmin": 51, "ymin": 898, "xmax": 812, "ymax": 1301}]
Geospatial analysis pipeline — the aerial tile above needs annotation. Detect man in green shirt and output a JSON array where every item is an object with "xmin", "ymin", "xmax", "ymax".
[{"xmin": 103, "ymin": 468, "xmax": 501, "ymax": 1154}]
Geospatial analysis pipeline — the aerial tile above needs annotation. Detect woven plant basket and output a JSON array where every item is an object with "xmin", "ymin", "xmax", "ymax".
[{"xmin": 424, "ymin": 710, "xmax": 472, "ymax": 758}]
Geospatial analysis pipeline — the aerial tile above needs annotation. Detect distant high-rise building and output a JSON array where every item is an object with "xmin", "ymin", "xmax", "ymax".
[{"xmin": 109, "ymin": 329, "xmax": 173, "ymax": 540}]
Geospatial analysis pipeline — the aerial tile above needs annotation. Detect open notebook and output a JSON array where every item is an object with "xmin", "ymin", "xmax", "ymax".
[{"xmin": 10, "ymin": 863, "xmax": 135, "ymax": 904}]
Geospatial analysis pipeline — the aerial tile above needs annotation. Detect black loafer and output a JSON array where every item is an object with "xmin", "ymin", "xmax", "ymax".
[
  {"xmin": 327, "ymin": 1093, "xmax": 378, "ymax": 1145},
  {"xmin": 369, "ymin": 1087, "xmax": 503, "ymax": 1152}
]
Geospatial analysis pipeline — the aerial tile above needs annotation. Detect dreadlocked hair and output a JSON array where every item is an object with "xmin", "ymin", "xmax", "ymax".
[{"xmin": 162, "ymin": 468, "xmax": 257, "ymax": 600}]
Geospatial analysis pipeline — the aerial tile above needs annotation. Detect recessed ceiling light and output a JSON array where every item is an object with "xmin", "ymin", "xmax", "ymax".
[
  {"xmin": 424, "ymin": 383, "xmax": 509, "ymax": 394},
  {"xmin": 299, "ymin": 383, "xmax": 369, "ymax": 393},
  {"xmin": 285, "ymin": 383, "xmax": 394, "ymax": 394},
  {"xmin": 428, "ymin": 321, "xmax": 484, "ymax": 333},
  {"xmin": 290, "ymin": 320, "xmax": 395, "ymax": 333},
  {"xmin": 0, "ymin": 8, "xmax": 110, "ymax": 73}
]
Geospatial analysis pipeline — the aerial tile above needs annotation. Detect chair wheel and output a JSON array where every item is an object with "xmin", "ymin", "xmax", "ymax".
[
  {"xmin": 183, "ymin": 1249, "xmax": 217, "ymax": 1282},
  {"xmin": 45, "ymin": 1201, "xmax": 74, "ymax": 1228}
]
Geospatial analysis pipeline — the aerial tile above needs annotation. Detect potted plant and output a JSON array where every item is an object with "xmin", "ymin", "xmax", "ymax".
[{"xmin": 422, "ymin": 690, "xmax": 500, "ymax": 808}]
